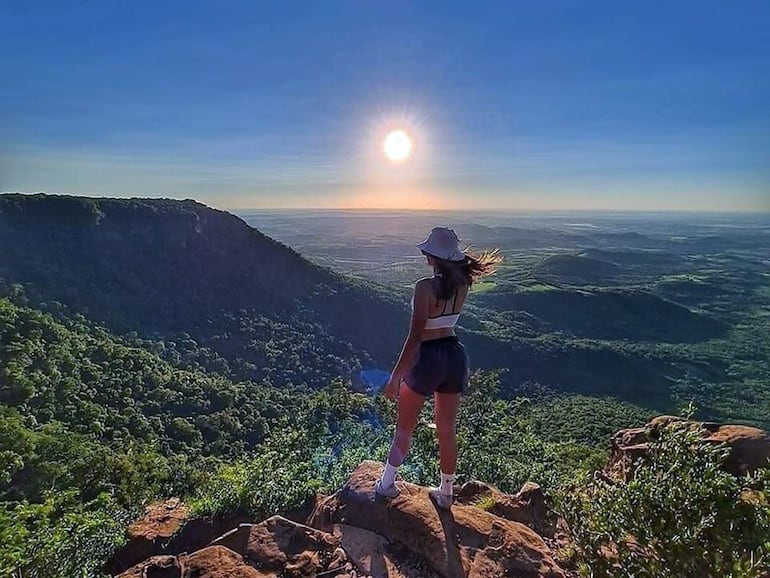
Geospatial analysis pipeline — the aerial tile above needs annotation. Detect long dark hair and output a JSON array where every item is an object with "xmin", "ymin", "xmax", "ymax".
[{"xmin": 425, "ymin": 249, "xmax": 502, "ymax": 301}]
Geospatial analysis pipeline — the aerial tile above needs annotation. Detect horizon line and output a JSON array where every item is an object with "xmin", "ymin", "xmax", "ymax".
[
  {"xmin": 232, "ymin": 206, "xmax": 770, "ymax": 215},
  {"xmin": 2, "ymin": 191, "xmax": 768, "ymax": 215}
]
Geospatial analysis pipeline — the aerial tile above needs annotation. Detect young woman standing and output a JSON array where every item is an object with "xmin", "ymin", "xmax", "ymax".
[{"xmin": 376, "ymin": 227, "xmax": 500, "ymax": 508}]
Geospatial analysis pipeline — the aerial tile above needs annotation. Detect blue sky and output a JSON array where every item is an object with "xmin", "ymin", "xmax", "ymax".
[{"xmin": 1, "ymin": 1, "xmax": 768, "ymax": 211}]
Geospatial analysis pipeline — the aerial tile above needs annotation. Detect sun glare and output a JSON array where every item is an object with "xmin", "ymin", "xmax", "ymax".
[{"xmin": 383, "ymin": 130, "xmax": 412, "ymax": 161}]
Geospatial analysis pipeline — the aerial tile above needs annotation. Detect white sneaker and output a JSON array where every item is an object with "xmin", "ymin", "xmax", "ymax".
[
  {"xmin": 429, "ymin": 488, "xmax": 452, "ymax": 510},
  {"xmin": 375, "ymin": 479, "xmax": 401, "ymax": 499}
]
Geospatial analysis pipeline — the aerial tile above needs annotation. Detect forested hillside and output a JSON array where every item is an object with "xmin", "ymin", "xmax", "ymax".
[{"xmin": 0, "ymin": 194, "xmax": 407, "ymax": 386}]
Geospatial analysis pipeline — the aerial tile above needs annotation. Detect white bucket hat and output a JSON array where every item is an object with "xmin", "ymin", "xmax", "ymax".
[{"xmin": 417, "ymin": 227, "xmax": 466, "ymax": 262}]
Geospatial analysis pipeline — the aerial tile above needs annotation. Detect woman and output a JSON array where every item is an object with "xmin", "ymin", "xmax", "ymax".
[{"xmin": 376, "ymin": 227, "xmax": 500, "ymax": 509}]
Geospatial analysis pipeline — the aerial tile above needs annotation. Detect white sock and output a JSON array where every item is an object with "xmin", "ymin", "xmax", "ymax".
[
  {"xmin": 381, "ymin": 461, "xmax": 399, "ymax": 488},
  {"xmin": 439, "ymin": 472, "xmax": 455, "ymax": 496}
]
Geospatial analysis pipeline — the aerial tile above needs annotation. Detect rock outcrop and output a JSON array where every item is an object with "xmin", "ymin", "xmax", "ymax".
[
  {"xmin": 113, "ymin": 417, "xmax": 770, "ymax": 577},
  {"xmin": 118, "ymin": 516, "xmax": 353, "ymax": 578},
  {"xmin": 106, "ymin": 499, "xmax": 253, "ymax": 575},
  {"xmin": 114, "ymin": 462, "xmax": 566, "ymax": 578},
  {"xmin": 210, "ymin": 516, "xmax": 350, "ymax": 576},
  {"xmin": 108, "ymin": 498, "xmax": 188, "ymax": 572},
  {"xmin": 454, "ymin": 480, "xmax": 555, "ymax": 538},
  {"xmin": 309, "ymin": 461, "xmax": 566, "ymax": 578},
  {"xmin": 611, "ymin": 415, "xmax": 770, "ymax": 478}
]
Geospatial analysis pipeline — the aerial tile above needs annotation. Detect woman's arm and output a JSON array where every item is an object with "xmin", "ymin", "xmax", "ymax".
[{"xmin": 384, "ymin": 280, "xmax": 429, "ymax": 399}]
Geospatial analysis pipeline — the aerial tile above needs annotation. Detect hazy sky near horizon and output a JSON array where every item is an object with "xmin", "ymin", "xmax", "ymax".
[{"xmin": 1, "ymin": 1, "xmax": 769, "ymax": 211}]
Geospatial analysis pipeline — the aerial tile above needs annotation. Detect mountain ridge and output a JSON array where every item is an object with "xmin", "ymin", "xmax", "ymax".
[{"xmin": 0, "ymin": 193, "xmax": 407, "ymax": 385}]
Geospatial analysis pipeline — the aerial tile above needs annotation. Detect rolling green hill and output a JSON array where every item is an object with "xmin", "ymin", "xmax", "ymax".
[
  {"xmin": 475, "ymin": 287, "xmax": 728, "ymax": 343},
  {"xmin": 533, "ymin": 253, "xmax": 620, "ymax": 283},
  {"xmin": 0, "ymin": 194, "xmax": 407, "ymax": 385}
]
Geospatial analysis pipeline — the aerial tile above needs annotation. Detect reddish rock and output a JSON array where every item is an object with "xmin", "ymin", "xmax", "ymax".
[
  {"xmin": 108, "ymin": 499, "xmax": 189, "ymax": 573},
  {"xmin": 117, "ymin": 546, "xmax": 280, "ymax": 578},
  {"xmin": 309, "ymin": 461, "xmax": 566, "ymax": 578},
  {"xmin": 211, "ymin": 515, "xmax": 351, "ymax": 577},
  {"xmin": 331, "ymin": 523, "xmax": 437, "ymax": 578},
  {"xmin": 707, "ymin": 425, "xmax": 770, "ymax": 476},
  {"xmin": 610, "ymin": 426, "xmax": 647, "ymax": 453},
  {"xmin": 611, "ymin": 417, "xmax": 770, "ymax": 478},
  {"xmin": 455, "ymin": 480, "xmax": 555, "ymax": 537},
  {"xmin": 127, "ymin": 498, "xmax": 189, "ymax": 542},
  {"xmin": 182, "ymin": 546, "xmax": 269, "ymax": 578},
  {"xmin": 107, "ymin": 501, "xmax": 254, "ymax": 574},
  {"xmin": 647, "ymin": 415, "xmax": 688, "ymax": 432},
  {"xmin": 117, "ymin": 546, "xmax": 276, "ymax": 578},
  {"xmin": 116, "ymin": 555, "xmax": 181, "ymax": 578}
]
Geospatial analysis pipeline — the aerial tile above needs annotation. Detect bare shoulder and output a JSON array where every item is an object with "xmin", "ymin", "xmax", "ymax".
[
  {"xmin": 414, "ymin": 277, "xmax": 434, "ymax": 293},
  {"xmin": 414, "ymin": 277, "xmax": 433, "ymax": 293}
]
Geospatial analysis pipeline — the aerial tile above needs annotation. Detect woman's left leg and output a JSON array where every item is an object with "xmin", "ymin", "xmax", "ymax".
[{"xmin": 433, "ymin": 391, "xmax": 461, "ymax": 475}]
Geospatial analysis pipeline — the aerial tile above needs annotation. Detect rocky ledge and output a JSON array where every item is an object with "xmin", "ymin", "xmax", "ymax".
[
  {"xmin": 113, "ymin": 417, "xmax": 770, "ymax": 578},
  {"xmin": 113, "ymin": 461, "xmax": 566, "ymax": 578}
]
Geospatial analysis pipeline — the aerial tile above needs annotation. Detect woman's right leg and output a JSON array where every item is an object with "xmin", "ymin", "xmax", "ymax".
[
  {"xmin": 387, "ymin": 383, "xmax": 427, "ymax": 467},
  {"xmin": 429, "ymin": 390, "xmax": 461, "ymax": 508}
]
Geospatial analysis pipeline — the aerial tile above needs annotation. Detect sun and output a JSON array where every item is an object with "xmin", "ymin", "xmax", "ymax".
[{"xmin": 383, "ymin": 130, "xmax": 412, "ymax": 161}]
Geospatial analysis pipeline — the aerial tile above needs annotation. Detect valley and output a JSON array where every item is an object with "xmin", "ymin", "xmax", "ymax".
[{"xmin": 240, "ymin": 209, "xmax": 770, "ymax": 430}]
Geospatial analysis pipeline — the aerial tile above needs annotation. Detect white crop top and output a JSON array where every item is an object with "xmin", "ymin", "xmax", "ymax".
[
  {"xmin": 411, "ymin": 289, "xmax": 461, "ymax": 330},
  {"xmin": 424, "ymin": 312, "xmax": 460, "ymax": 330}
]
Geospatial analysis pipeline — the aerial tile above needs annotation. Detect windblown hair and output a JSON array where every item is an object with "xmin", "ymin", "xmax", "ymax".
[{"xmin": 426, "ymin": 248, "xmax": 502, "ymax": 301}]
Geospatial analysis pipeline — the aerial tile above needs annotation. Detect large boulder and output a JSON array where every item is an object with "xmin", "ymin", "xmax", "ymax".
[
  {"xmin": 117, "ymin": 547, "xmax": 267, "ymax": 578},
  {"xmin": 211, "ymin": 515, "xmax": 350, "ymax": 576},
  {"xmin": 116, "ymin": 555, "xmax": 181, "ymax": 578},
  {"xmin": 182, "ymin": 546, "xmax": 269, "ymax": 578},
  {"xmin": 611, "ymin": 417, "xmax": 770, "ymax": 477},
  {"xmin": 106, "ymin": 498, "xmax": 253, "ymax": 574},
  {"xmin": 708, "ymin": 425, "xmax": 770, "ymax": 476},
  {"xmin": 127, "ymin": 498, "xmax": 189, "ymax": 542},
  {"xmin": 331, "ymin": 523, "xmax": 437, "ymax": 578},
  {"xmin": 108, "ymin": 498, "xmax": 189, "ymax": 573},
  {"xmin": 454, "ymin": 480, "xmax": 555, "ymax": 538},
  {"xmin": 117, "ymin": 517, "xmax": 354, "ymax": 578},
  {"xmin": 309, "ymin": 461, "xmax": 566, "ymax": 578}
]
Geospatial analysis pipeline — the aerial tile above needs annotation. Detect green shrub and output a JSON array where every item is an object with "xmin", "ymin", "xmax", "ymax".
[
  {"xmin": 561, "ymin": 422, "xmax": 770, "ymax": 577},
  {"xmin": 1, "ymin": 491, "xmax": 130, "ymax": 578},
  {"xmin": 189, "ymin": 424, "xmax": 321, "ymax": 519}
]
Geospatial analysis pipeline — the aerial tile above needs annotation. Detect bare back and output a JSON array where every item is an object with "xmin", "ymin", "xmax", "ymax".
[{"xmin": 420, "ymin": 280, "xmax": 469, "ymax": 340}]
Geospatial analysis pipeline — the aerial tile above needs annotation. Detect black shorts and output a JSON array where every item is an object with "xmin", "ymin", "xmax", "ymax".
[{"xmin": 405, "ymin": 336, "xmax": 469, "ymax": 396}]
